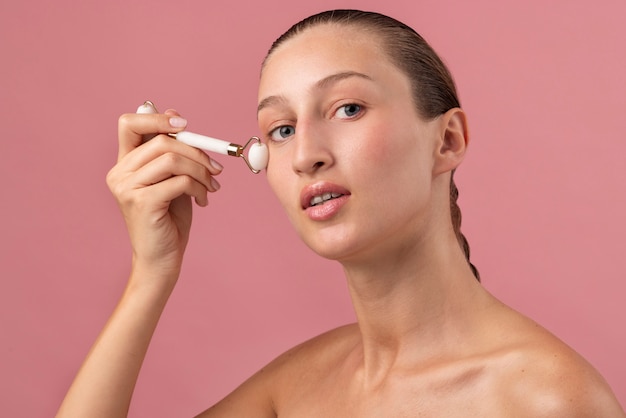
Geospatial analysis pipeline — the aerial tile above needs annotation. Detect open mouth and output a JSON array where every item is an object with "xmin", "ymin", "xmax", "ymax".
[
  {"xmin": 301, "ymin": 182, "xmax": 351, "ymax": 211},
  {"xmin": 310, "ymin": 192, "xmax": 344, "ymax": 207}
]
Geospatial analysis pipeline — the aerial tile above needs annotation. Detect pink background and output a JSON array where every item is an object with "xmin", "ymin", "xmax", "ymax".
[{"xmin": 1, "ymin": 0, "xmax": 624, "ymax": 415}]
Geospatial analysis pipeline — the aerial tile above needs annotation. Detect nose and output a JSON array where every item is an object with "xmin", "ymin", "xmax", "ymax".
[{"xmin": 291, "ymin": 122, "xmax": 334, "ymax": 175}]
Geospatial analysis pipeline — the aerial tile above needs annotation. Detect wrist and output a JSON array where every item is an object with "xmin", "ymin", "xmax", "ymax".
[{"xmin": 128, "ymin": 256, "xmax": 181, "ymax": 295}]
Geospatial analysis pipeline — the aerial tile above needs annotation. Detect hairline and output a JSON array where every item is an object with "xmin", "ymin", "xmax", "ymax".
[{"xmin": 262, "ymin": 20, "xmax": 440, "ymax": 121}]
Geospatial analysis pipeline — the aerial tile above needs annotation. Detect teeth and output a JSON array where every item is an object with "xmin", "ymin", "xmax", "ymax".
[{"xmin": 310, "ymin": 192, "xmax": 343, "ymax": 207}]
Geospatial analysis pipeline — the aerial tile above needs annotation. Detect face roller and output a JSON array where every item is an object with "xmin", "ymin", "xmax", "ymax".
[{"xmin": 136, "ymin": 101, "xmax": 268, "ymax": 173}]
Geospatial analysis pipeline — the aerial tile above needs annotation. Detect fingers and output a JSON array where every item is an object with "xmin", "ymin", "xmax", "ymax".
[
  {"xmin": 121, "ymin": 134, "xmax": 224, "ymax": 177},
  {"xmin": 108, "ymin": 146, "xmax": 221, "ymax": 207},
  {"xmin": 107, "ymin": 164, "xmax": 215, "ymax": 213},
  {"xmin": 140, "ymin": 174, "xmax": 212, "ymax": 208},
  {"xmin": 132, "ymin": 150, "xmax": 221, "ymax": 194},
  {"xmin": 112, "ymin": 106, "xmax": 224, "ymax": 211},
  {"xmin": 108, "ymin": 141, "xmax": 223, "ymax": 211},
  {"xmin": 117, "ymin": 112, "xmax": 188, "ymax": 161}
]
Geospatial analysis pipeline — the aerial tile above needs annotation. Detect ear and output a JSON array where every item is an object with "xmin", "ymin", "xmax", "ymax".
[{"xmin": 432, "ymin": 107, "xmax": 469, "ymax": 176}]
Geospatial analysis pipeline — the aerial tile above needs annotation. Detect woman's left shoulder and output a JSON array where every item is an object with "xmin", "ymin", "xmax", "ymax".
[{"xmin": 495, "ymin": 316, "xmax": 625, "ymax": 417}]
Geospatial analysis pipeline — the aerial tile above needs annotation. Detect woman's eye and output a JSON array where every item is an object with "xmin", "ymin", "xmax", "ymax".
[
  {"xmin": 269, "ymin": 125, "xmax": 295, "ymax": 141},
  {"xmin": 335, "ymin": 103, "xmax": 362, "ymax": 119}
]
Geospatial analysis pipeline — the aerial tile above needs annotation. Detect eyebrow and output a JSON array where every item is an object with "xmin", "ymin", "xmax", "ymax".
[{"xmin": 257, "ymin": 71, "xmax": 373, "ymax": 113}]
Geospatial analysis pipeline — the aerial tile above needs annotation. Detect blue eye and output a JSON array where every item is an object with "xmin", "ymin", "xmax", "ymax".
[
  {"xmin": 335, "ymin": 103, "xmax": 361, "ymax": 119},
  {"xmin": 269, "ymin": 125, "xmax": 295, "ymax": 141}
]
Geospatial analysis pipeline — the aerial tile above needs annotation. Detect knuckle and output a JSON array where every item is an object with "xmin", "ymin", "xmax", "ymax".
[
  {"xmin": 190, "ymin": 146, "xmax": 207, "ymax": 161},
  {"xmin": 118, "ymin": 113, "xmax": 133, "ymax": 129},
  {"xmin": 105, "ymin": 170, "xmax": 130, "ymax": 202},
  {"xmin": 120, "ymin": 187, "xmax": 145, "ymax": 210},
  {"xmin": 152, "ymin": 134, "xmax": 173, "ymax": 149},
  {"xmin": 162, "ymin": 151, "xmax": 180, "ymax": 166},
  {"xmin": 178, "ymin": 174, "xmax": 194, "ymax": 188},
  {"xmin": 105, "ymin": 169, "xmax": 116, "ymax": 189},
  {"xmin": 109, "ymin": 181, "xmax": 126, "ymax": 201},
  {"xmin": 105, "ymin": 167, "xmax": 124, "ymax": 192}
]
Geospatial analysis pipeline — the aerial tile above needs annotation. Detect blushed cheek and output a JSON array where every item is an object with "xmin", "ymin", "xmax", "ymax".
[
  {"xmin": 350, "ymin": 123, "xmax": 405, "ymax": 170},
  {"xmin": 355, "ymin": 121, "xmax": 430, "ymax": 199}
]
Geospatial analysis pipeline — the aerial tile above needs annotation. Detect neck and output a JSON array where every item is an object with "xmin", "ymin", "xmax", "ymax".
[{"xmin": 340, "ymin": 229, "xmax": 489, "ymax": 385}]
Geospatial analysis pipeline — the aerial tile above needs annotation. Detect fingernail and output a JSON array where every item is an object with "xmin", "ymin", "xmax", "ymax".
[
  {"xmin": 196, "ymin": 194, "xmax": 209, "ymax": 207},
  {"xmin": 210, "ymin": 177, "xmax": 221, "ymax": 191},
  {"xmin": 210, "ymin": 159, "xmax": 224, "ymax": 172},
  {"xmin": 169, "ymin": 117, "xmax": 187, "ymax": 128}
]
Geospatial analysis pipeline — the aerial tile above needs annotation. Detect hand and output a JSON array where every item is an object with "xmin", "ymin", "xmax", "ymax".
[{"xmin": 106, "ymin": 109, "xmax": 223, "ymax": 283}]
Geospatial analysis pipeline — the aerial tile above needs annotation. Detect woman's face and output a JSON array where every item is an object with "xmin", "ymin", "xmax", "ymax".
[{"xmin": 258, "ymin": 25, "xmax": 443, "ymax": 263}]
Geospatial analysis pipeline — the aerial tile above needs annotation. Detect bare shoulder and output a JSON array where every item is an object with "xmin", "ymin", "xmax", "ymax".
[
  {"xmin": 270, "ymin": 323, "xmax": 360, "ymax": 366},
  {"xmin": 263, "ymin": 323, "xmax": 361, "ymax": 386},
  {"xmin": 493, "ymin": 310, "xmax": 625, "ymax": 417},
  {"xmin": 196, "ymin": 324, "xmax": 359, "ymax": 417}
]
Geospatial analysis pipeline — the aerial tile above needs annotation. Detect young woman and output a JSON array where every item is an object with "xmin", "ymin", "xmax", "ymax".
[{"xmin": 57, "ymin": 10, "xmax": 624, "ymax": 417}]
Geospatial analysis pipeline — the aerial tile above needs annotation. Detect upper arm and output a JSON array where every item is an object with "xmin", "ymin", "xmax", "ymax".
[
  {"xmin": 194, "ymin": 365, "xmax": 277, "ymax": 418},
  {"xmin": 193, "ymin": 335, "xmax": 316, "ymax": 418},
  {"xmin": 193, "ymin": 325, "xmax": 356, "ymax": 418},
  {"xmin": 545, "ymin": 371, "xmax": 626, "ymax": 418},
  {"xmin": 503, "ymin": 345, "xmax": 626, "ymax": 418},
  {"xmin": 517, "ymin": 380, "xmax": 626, "ymax": 418}
]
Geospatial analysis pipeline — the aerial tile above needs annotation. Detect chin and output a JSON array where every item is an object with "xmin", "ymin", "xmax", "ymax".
[{"xmin": 301, "ymin": 232, "xmax": 373, "ymax": 264}]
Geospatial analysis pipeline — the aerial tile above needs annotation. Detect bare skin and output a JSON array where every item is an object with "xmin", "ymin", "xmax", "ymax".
[{"xmin": 57, "ymin": 24, "xmax": 625, "ymax": 418}]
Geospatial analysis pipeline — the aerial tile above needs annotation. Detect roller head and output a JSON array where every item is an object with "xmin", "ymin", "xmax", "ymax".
[
  {"xmin": 137, "ymin": 101, "xmax": 158, "ymax": 114},
  {"xmin": 137, "ymin": 101, "xmax": 159, "ymax": 142},
  {"xmin": 247, "ymin": 142, "xmax": 269, "ymax": 172}
]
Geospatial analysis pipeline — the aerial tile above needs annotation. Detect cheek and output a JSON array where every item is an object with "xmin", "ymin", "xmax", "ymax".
[
  {"xmin": 350, "ymin": 119, "xmax": 433, "ymax": 203},
  {"xmin": 265, "ymin": 154, "xmax": 292, "ymax": 209},
  {"xmin": 265, "ymin": 163, "xmax": 282, "ymax": 200},
  {"xmin": 265, "ymin": 159, "xmax": 310, "ymax": 240},
  {"xmin": 349, "ymin": 119, "xmax": 417, "ymax": 177}
]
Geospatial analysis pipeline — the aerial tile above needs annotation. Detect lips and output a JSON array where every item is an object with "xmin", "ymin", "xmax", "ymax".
[
  {"xmin": 299, "ymin": 182, "xmax": 351, "ymax": 221},
  {"xmin": 300, "ymin": 182, "xmax": 351, "ymax": 210}
]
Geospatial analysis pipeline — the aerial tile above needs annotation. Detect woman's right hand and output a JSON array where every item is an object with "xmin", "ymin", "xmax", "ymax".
[{"xmin": 106, "ymin": 109, "xmax": 223, "ymax": 285}]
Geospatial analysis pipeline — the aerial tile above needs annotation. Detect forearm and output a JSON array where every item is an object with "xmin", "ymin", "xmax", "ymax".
[
  {"xmin": 57, "ymin": 104, "xmax": 220, "ymax": 417},
  {"xmin": 56, "ymin": 266, "xmax": 177, "ymax": 418}
]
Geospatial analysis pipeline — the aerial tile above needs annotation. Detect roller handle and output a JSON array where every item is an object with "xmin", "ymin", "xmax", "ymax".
[{"xmin": 135, "ymin": 101, "xmax": 268, "ymax": 173}]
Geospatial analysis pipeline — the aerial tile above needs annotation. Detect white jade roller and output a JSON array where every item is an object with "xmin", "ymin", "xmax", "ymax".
[{"xmin": 136, "ymin": 101, "xmax": 269, "ymax": 174}]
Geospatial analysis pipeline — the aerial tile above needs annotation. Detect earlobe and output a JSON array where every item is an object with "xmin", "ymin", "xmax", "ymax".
[{"xmin": 433, "ymin": 108, "xmax": 469, "ymax": 175}]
